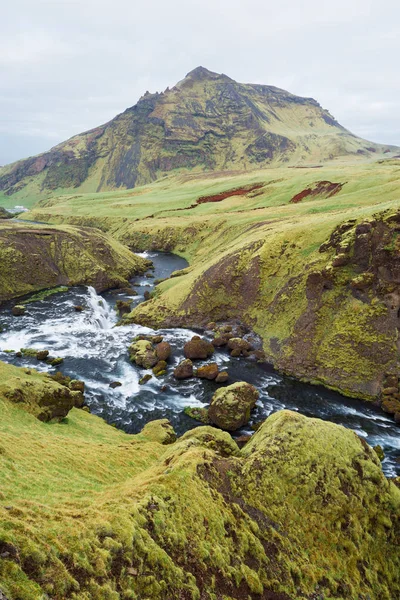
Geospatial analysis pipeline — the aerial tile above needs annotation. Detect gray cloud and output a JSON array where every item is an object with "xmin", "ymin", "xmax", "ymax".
[{"xmin": 1, "ymin": 0, "xmax": 399, "ymax": 165}]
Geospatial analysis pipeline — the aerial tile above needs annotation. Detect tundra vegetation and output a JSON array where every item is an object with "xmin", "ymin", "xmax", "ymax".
[{"xmin": 0, "ymin": 68, "xmax": 399, "ymax": 599}]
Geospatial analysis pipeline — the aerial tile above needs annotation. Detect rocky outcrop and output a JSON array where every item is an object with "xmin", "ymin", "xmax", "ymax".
[
  {"xmin": 208, "ymin": 381, "xmax": 259, "ymax": 430},
  {"xmin": 0, "ymin": 361, "xmax": 84, "ymax": 421},
  {"xmin": 0, "ymin": 222, "xmax": 150, "ymax": 302}
]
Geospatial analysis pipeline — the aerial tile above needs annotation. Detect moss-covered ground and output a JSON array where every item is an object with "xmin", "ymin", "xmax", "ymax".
[{"xmin": 0, "ymin": 359, "xmax": 399, "ymax": 599}]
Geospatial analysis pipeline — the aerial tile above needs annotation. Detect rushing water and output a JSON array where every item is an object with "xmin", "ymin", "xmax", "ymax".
[{"xmin": 0, "ymin": 251, "xmax": 399, "ymax": 477}]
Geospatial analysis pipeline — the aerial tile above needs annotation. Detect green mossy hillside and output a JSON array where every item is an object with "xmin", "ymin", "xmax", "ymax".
[
  {"xmin": 0, "ymin": 362, "xmax": 399, "ymax": 599},
  {"xmin": 0, "ymin": 222, "xmax": 150, "ymax": 302}
]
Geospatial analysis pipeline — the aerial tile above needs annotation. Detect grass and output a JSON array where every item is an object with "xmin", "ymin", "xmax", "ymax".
[{"xmin": 0, "ymin": 367, "xmax": 399, "ymax": 599}]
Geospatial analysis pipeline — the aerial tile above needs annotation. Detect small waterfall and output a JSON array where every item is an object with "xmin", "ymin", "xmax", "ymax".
[{"xmin": 86, "ymin": 287, "xmax": 116, "ymax": 330}]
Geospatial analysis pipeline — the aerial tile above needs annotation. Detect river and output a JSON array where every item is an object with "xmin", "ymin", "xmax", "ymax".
[{"xmin": 0, "ymin": 251, "xmax": 398, "ymax": 476}]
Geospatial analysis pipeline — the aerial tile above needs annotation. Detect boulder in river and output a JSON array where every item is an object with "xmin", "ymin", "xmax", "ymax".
[
  {"xmin": 36, "ymin": 350, "xmax": 49, "ymax": 361},
  {"xmin": 12, "ymin": 305, "xmax": 26, "ymax": 316},
  {"xmin": 184, "ymin": 336, "xmax": 214, "ymax": 360},
  {"xmin": 215, "ymin": 371, "xmax": 229, "ymax": 383},
  {"xmin": 115, "ymin": 299, "xmax": 132, "ymax": 315},
  {"xmin": 195, "ymin": 363, "xmax": 219, "ymax": 380},
  {"xmin": 227, "ymin": 337, "xmax": 252, "ymax": 355},
  {"xmin": 183, "ymin": 406, "xmax": 210, "ymax": 424},
  {"xmin": 129, "ymin": 340, "xmax": 158, "ymax": 369},
  {"xmin": 208, "ymin": 381, "xmax": 259, "ymax": 431},
  {"xmin": 155, "ymin": 341, "xmax": 171, "ymax": 361},
  {"xmin": 173, "ymin": 359, "xmax": 194, "ymax": 379},
  {"xmin": 153, "ymin": 361, "xmax": 167, "ymax": 376}
]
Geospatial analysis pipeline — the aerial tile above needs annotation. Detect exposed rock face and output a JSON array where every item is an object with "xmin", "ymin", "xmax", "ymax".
[
  {"xmin": 208, "ymin": 381, "xmax": 259, "ymax": 431},
  {"xmin": 0, "ymin": 222, "xmax": 150, "ymax": 302},
  {"xmin": 1, "ymin": 67, "xmax": 395, "ymax": 200},
  {"xmin": 0, "ymin": 362, "xmax": 83, "ymax": 421}
]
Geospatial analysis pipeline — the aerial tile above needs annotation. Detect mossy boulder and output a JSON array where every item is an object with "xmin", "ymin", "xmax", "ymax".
[
  {"xmin": 173, "ymin": 359, "xmax": 194, "ymax": 379},
  {"xmin": 152, "ymin": 361, "xmax": 167, "ymax": 376},
  {"xmin": 195, "ymin": 362, "xmax": 219, "ymax": 380},
  {"xmin": 11, "ymin": 305, "xmax": 25, "ymax": 317},
  {"xmin": 208, "ymin": 381, "xmax": 259, "ymax": 431},
  {"xmin": 184, "ymin": 336, "xmax": 214, "ymax": 360},
  {"xmin": 129, "ymin": 340, "xmax": 158, "ymax": 369}
]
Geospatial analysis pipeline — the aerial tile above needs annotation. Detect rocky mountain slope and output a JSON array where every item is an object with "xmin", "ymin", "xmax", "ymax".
[
  {"xmin": 0, "ymin": 67, "xmax": 398, "ymax": 206},
  {"xmin": 0, "ymin": 363, "xmax": 399, "ymax": 599}
]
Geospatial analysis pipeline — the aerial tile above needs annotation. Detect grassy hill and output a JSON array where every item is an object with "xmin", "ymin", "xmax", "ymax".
[
  {"xmin": 0, "ymin": 360, "xmax": 399, "ymax": 599},
  {"xmin": 0, "ymin": 67, "xmax": 398, "ymax": 209}
]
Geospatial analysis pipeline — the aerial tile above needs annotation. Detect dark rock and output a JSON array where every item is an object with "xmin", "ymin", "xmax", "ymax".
[
  {"xmin": 332, "ymin": 254, "xmax": 350, "ymax": 267},
  {"xmin": 155, "ymin": 341, "xmax": 171, "ymax": 360},
  {"xmin": 373, "ymin": 445, "xmax": 385, "ymax": 461},
  {"xmin": 139, "ymin": 374, "xmax": 152, "ymax": 385},
  {"xmin": 36, "ymin": 350, "xmax": 49, "ymax": 361},
  {"xmin": 227, "ymin": 338, "xmax": 252, "ymax": 355},
  {"xmin": 173, "ymin": 359, "xmax": 194, "ymax": 379},
  {"xmin": 235, "ymin": 434, "xmax": 252, "ymax": 449},
  {"xmin": 12, "ymin": 305, "xmax": 25, "ymax": 316},
  {"xmin": 206, "ymin": 321, "xmax": 217, "ymax": 330},
  {"xmin": 212, "ymin": 336, "xmax": 229, "ymax": 347},
  {"xmin": 144, "ymin": 290, "xmax": 151, "ymax": 300},
  {"xmin": 74, "ymin": 305, "xmax": 84, "ymax": 312},
  {"xmin": 109, "ymin": 381, "xmax": 122, "ymax": 389},
  {"xmin": 49, "ymin": 357, "xmax": 64, "ymax": 366},
  {"xmin": 152, "ymin": 335, "xmax": 164, "ymax": 344},
  {"xmin": 184, "ymin": 336, "xmax": 214, "ymax": 360}
]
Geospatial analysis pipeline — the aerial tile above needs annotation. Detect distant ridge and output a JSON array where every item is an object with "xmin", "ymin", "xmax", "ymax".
[{"xmin": 0, "ymin": 66, "xmax": 398, "ymax": 202}]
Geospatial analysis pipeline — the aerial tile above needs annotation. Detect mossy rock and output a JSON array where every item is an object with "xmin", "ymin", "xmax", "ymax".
[
  {"xmin": 208, "ymin": 381, "xmax": 259, "ymax": 431},
  {"xmin": 183, "ymin": 406, "xmax": 210, "ymax": 424},
  {"xmin": 129, "ymin": 340, "xmax": 158, "ymax": 369},
  {"xmin": 195, "ymin": 363, "xmax": 219, "ymax": 380},
  {"xmin": 140, "ymin": 419, "xmax": 177, "ymax": 444}
]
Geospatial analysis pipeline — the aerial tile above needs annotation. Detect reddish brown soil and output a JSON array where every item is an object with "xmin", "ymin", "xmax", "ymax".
[
  {"xmin": 290, "ymin": 181, "xmax": 344, "ymax": 203},
  {"xmin": 196, "ymin": 183, "xmax": 264, "ymax": 205}
]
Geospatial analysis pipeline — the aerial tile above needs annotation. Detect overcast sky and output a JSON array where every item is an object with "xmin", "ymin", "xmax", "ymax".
[{"xmin": 1, "ymin": 0, "xmax": 399, "ymax": 165}]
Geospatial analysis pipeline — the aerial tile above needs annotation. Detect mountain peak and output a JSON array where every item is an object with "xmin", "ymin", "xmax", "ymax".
[{"xmin": 176, "ymin": 66, "xmax": 233, "ymax": 88}]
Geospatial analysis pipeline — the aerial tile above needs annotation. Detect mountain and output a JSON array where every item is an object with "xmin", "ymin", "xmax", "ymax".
[{"xmin": 0, "ymin": 66, "xmax": 398, "ymax": 203}]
